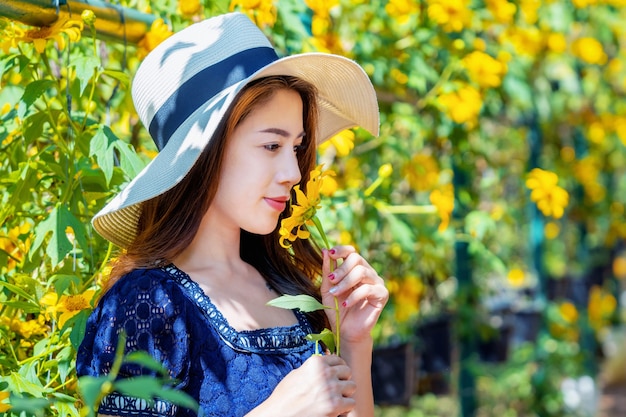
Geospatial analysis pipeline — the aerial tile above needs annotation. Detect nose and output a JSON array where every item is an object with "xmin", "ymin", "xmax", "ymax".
[{"xmin": 277, "ymin": 150, "xmax": 302, "ymax": 187}]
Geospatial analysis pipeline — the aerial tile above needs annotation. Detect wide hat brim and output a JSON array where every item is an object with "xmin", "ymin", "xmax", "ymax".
[{"xmin": 92, "ymin": 16, "xmax": 379, "ymax": 249}]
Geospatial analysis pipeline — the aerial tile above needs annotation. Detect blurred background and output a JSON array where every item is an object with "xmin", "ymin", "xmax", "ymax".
[{"xmin": 0, "ymin": 0, "xmax": 625, "ymax": 415}]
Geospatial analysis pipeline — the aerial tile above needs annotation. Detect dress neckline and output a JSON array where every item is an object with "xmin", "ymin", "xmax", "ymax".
[{"xmin": 162, "ymin": 264, "xmax": 314, "ymax": 354}]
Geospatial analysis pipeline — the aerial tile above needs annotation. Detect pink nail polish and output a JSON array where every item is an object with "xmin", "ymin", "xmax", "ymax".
[
  {"xmin": 329, "ymin": 249, "xmax": 336, "ymax": 255},
  {"xmin": 328, "ymin": 273, "xmax": 335, "ymax": 281},
  {"xmin": 342, "ymin": 301, "xmax": 347, "ymax": 308}
]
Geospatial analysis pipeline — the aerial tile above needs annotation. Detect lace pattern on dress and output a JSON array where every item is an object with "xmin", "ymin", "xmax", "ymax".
[
  {"xmin": 163, "ymin": 264, "xmax": 314, "ymax": 354},
  {"xmin": 99, "ymin": 392, "xmax": 177, "ymax": 416}
]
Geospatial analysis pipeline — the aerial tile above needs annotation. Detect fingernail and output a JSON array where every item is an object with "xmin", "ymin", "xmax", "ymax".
[
  {"xmin": 328, "ymin": 273, "xmax": 335, "ymax": 281},
  {"xmin": 329, "ymin": 248, "xmax": 336, "ymax": 255},
  {"xmin": 329, "ymin": 286, "xmax": 338, "ymax": 295},
  {"xmin": 322, "ymin": 248, "xmax": 327, "ymax": 256},
  {"xmin": 342, "ymin": 301, "xmax": 347, "ymax": 308}
]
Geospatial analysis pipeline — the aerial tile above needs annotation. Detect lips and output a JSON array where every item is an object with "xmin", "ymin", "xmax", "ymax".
[{"xmin": 264, "ymin": 197, "xmax": 288, "ymax": 212}]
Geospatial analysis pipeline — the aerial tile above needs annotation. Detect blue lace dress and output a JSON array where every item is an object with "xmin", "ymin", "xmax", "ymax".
[{"xmin": 76, "ymin": 265, "xmax": 317, "ymax": 417}]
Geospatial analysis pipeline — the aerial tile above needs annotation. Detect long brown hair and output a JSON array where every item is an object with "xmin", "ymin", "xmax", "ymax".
[{"xmin": 106, "ymin": 76, "xmax": 329, "ymax": 331}]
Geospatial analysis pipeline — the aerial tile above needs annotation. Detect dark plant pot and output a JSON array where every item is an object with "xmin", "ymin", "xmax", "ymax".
[
  {"xmin": 511, "ymin": 309, "xmax": 542, "ymax": 346},
  {"xmin": 415, "ymin": 315, "xmax": 452, "ymax": 374},
  {"xmin": 371, "ymin": 342, "xmax": 416, "ymax": 406},
  {"xmin": 478, "ymin": 324, "xmax": 512, "ymax": 363},
  {"xmin": 547, "ymin": 275, "xmax": 590, "ymax": 306}
]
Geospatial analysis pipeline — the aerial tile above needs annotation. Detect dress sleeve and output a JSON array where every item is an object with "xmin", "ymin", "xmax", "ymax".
[{"xmin": 77, "ymin": 269, "xmax": 191, "ymax": 417}]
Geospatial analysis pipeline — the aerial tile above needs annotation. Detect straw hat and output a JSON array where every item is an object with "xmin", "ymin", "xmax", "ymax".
[{"xmin": 92, "ymin": 12, "xmax": 379, "ymax": 248}]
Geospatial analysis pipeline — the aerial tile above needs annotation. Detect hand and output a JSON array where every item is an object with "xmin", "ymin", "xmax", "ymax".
[
  {"xmin": 253, "ymin": 354, "xmax": 356, "ymax": 417},
  {"xmin": 320, "ymin": 246, "xmax": 389, "ymax": 345}
]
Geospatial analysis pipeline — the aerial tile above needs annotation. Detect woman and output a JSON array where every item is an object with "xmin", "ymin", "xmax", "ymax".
[{"xmin": 77, "ymin": 12, "xmax": 388, "ymax": 417}]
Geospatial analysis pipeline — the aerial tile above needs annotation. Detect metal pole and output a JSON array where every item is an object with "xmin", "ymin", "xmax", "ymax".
[{"xmin": 0, "ymin": 0, "xmax": 156, "ymax": 44}]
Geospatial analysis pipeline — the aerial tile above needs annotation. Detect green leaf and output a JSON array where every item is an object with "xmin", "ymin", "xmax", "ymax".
[
  {"xmin": 153, "ymin": 386, "xmax": 199, "ymax": 412},
  {"xmin": 124, "ymin": 351, "xmax": 168, "ymax": 375},
  {"xmin": 102, "ymin": 69, "xmax": 130, "ymax": 88},
  {"xmin": 385, "ymin": 212, "xmax": 416, "ymax": 252},
  {"xmin": 2, "ymin": 371, "xmax": 46, "ymax": 397},
  {"xmin": 0, "ymin": 280, "xmax": 37, "ymax": 303},
  {"xmin": 306, "ymin": 328, "xmax": 336, "ymax": 353},
  {"xmin": 90, "ymin": 125, "xmax": 145, "ymax": 185},
  {"xmin": 266, "ymin": 294, "xmax": 331, "ymax": 312},
  {"xmin": 31, "ymin": 204, "xmax": 87, "ymax": 267},
  {"xmin": 69, "ymin": 309, "xmax": 90, "ymax": 348},
  {"xmin": 18, "ymin": 79, "xmax": 56, "ymax": 118},
  {"xmin": 72, "ymin": 56, "xmax": 100, "ymax": 95},
  {"xmin": 78, "ymin": 375, "xmax": 110, "ymax": 415}
]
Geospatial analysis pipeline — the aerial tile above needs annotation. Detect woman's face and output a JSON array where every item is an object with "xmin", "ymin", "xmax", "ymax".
[{"xmin": 211, "ymin": 88, "xmax": 305, "ymax": 235}]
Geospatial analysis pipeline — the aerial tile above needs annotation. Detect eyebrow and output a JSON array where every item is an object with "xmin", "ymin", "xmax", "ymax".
[{"xmin": 259, "ymin": 128, "xmax": 306, "ymax": 138}]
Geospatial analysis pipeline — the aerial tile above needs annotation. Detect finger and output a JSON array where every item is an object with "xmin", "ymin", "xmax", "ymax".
[
  {"xmin": 340, "ymin": 282, "xmax": 389, "ymax": 311},
  {"xmin": 327, "ymin": 245, "xmax": 357, "ymax": 262},
  {"xmin": 329, "ymin": 263, "xmax": 380, "ymax": 297}
]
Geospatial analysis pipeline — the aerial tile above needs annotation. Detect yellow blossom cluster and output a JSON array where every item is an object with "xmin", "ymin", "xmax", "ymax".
[
  {"xmin": 430, "ymin": 183, "xmax": 455, "ymax": 231},
  {"xmin": 0, "ymin": 223, "xmax": 32, "ymax": 271},
  {"xmin": 499, "ymin": 26, "xmax": 544, "ymax": 56},
  {"xmin": 525, "ymin": 168, "xmax": 569, "ymax": 219},
  {"xmin": 179, "ymin": 0, "xmax": 202, "ymax": 17},
  {"xmin": 437, "ymin": 83, "xmax": 483, "ymax": 126},
  {"xmin": 229, "ymin": 0, "xmax": 277, "ymax": 28},
  {"xmin": 0, "ymin": 17, "xmax": 82, "ymax": 54},
  {"xmin": 427, "ymin": 0, "xmax": 473, "ymax": 32},
  {"xmin": 485, "ymin": 0, "xmax": 516, "ymax": 24},
  {"xmin": 0, "ymin": 315, "xmax": 48, "ymax": 339},
  {"xmin": 279, "ymin": 165, "xmax": 334, "ymax": 248},
  {"xmin": 404, "ymin": 153, "xmax": 440, "ymax": 192},
  {"xmin": 137, "ymin": 18, "xmax": 173, "ymax": 59},
  {"xmin": 572, "ymin": 37, "xmax": 608, "ymax": 65},
  {"xmin": 385, "ymin": 0, "xmax": 420, "ymax": 25},
  {"xmin": 588, "ymin": 286, "xmax": 616, "ymax": 331},
  {"xmin": 386, "ymin": 275, "xmax": 423, "ymax": 323},
  {"xmin": 319, "ymin": 129, "xmax": 355, "ymax": 157},
  {"xmin": 507, "ymin": 268, "xmax": 526, "ymax": 287},
  {"xmin": 574, "ymin": 156, "xmax": 606, "ymax": 204},
  {"xmin": 462, "ymin": 51, "xmax": 508, "ymax": 89},
  {"xmin": 40, "ymin": 289, "xmax": 97, "ymax": 329},
  {"xmin": 305, "ymin": 0, "xmax": 342, "ymax": 53},
  {"xmin": 550, "ymin": 301, "xmax": 579, "ymax": 341}
]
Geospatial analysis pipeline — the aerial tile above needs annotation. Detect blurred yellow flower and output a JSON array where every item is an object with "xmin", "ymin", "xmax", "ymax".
[
  {"xmin": 430, "ymin": 183, "xmax": 454, "ymax": 231},
  {"xmin": 0, "ymin": 390, "xmax": 9, "ymax": 413},
  {"xmin": 306, "ymin": 0, "xmax": 339, "ymax": 17},
  {"xmin": 547, "ymin": 32, "xmax": 567, "ymax": 53},
  {"xmin": 519, "ymin": 0, "xmax": 539, "ymax": 24},
  {"xmin": 486, "ymin": 0, "xmax": 516, "ymax": 24},
  {"xmin": 588, "ymin": 286, "xmax": 616, "ymax": 330},
  {"xmin": 279, "ymin": 165, "xmax": 334, "ymax": 248},
  {"xmin": 462, "ymin": 51, "xmax": 507, "ymax": 88},
  {"xmin": 319, "ymin": 174, "xmax": 338, "ymax": 196},
  {"xmin": 427, "ymin": 0, "xmax": 472, "ymax": 32},
  {"xmin": 404, "ymin": 153, "xmax": 440, "ymax": 192},
  {"xmin": 391, "ymin": 275, "xmax": 423, "ymax": 322},
  {"xmin": 378, "ymin": 163, "xmax": 393, "ymax": 179},
  {"xmin": 437, "ymin": 83, "xmax": 482, "ymax": 125},
  {"xmin": 385, "ymin": 0, "xmax": 420, "ymax": 24},
  {"xmin": 0, "ymin": 223, "xmax": 32, "ymax": 271},
  {"xmin": 507, "ymin": 268, "xmax": 525, "ymax": 287},
  {"xmin": 559, "ymin": 302, "xmax": 578, "ymax": 324},
  {"xmin": 525, "ymin": 168, "xmax": 569, "ymax": 219},
  {"xmin": 180, "ymin": 0, "xmax": 202, "ymax": 16},
  {"xmin": 0, "ymin": 315, "xmax": 47, "ymax": 339},
  {"xmin": 40, "ymin": 289, "xmax": 97, "ymax": 328},
  {"xmin": 20, "ymin": 17, "xmax": 83, "ymax": 53},
  {"xmin": 574, "ymin": 156, "xmax": 605, "ymax": 204},
  {"xmin": 137, "ymin": 19, "xmax": 173, "ymax": 59},
  {"xmin": 500, "ymin": 26, "xmax": 543, "ymax": 56},
  {"xmin": 614, "ymin": 255, "xmax": 626, "ymax": 279},
  {"xmin": 544, "ymin": 221, "xmax": 560, "ymax": 239},
  {"xmin": 230, "ymin": 0, "xmax": 277, "ymax": 27},
  {"xmin": 0, "ymin": 20, "xmax": 25, "ymax": 53},
  {"xmin": 319, "ymin": 129, "xmax": 355, "ymax": 157},
  {"xmin": 572, "ymin": 37, "xmax": 607, "ymax": 65}
]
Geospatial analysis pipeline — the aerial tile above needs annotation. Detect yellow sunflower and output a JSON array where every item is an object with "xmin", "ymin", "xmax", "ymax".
[
  {"xmin": 20, "ymin": 17, "xmax": 83, "ymax": 53},
  {"xmin": 40, "ymin": 289, "xmax": 97, "ymax": 328},
  {"xmin": 279, "ymin": 165, "xmax": 334, "ymax": 248}
]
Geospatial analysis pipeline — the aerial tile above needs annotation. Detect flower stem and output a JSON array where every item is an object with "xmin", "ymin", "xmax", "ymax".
[{"xmin": 312, "ymin": 216, "xmax": 340, "ymax": 356}]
